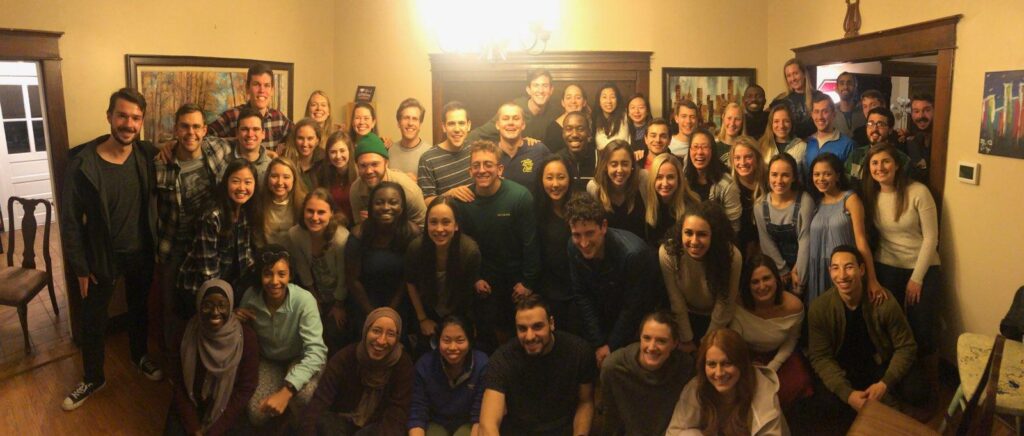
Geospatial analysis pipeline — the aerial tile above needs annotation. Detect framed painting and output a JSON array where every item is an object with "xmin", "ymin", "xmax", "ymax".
[
  {"xmin": 661, "ymin": 67, "xmax": 756, "ymax": 132},
  {"xmin": 979, "ymin": 70, "xmax": 1024, "ymax": 159},
  {"xmin": 125, "ymin": 55, "xmax": 294, "ymax": 142}
]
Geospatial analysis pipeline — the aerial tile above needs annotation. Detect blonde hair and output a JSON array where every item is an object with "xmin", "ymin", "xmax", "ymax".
[
  {"xmin": 304, "ymin": 90, "xmax": 341, "ymax": 138},
  {"xmin": 258, "ymin": 157, "xmax": 308, "ymax": 241},
  {"xmin": 779, "ymin": 58, "xmax": 813, "ymax": 112},
  {"xmin": 729, "ymin": 137, "xmax": 767, "ymax": 202},
  {"xmin": 757, "ymin": 104, "xmax": 793, "ymax": 161},
  {"xmin": 715, "ymin": 102, "xmax": 745, "ymax": 143},
  {"xmin": 644, "ymin": 153, "xmax": 698, "ymax": 227}
]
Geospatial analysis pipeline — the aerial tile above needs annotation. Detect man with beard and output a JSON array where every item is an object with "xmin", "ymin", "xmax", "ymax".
[
  {"xmin": 349, "ymin": 132, "xmax": 426, "ymax": 226},
  {"xmin": 418, "ymin": 101, "xmax": 475, "ymax": 204},
  {"xmin": 208, "ymin": 63, "xmax": 293, "ymax": 152},
  {"xmin": 468, "ymin": 69, "xmax": 558, "ymax": 143},
  {"xmin": 845, "ymin": 107, "xmax": 910, "ymax": 184},
  {"xmin": 154, "ymin": 103, "xmax": 233, "ymax": 347},
  {"xmin": 743, "ymin": 85, "xmax": 769, "ymax": 139},
  {"xmin": 494, "ymin": 102, "xmax": 551, "ymax": 192},
  {"xmin": 454, "ymin": 141, "xmax": 540, "ymax": 351},
  {"xmin": 850, "ymin": 90, "xmax": 884, "ymax": 146},
  {"xmin": 905, "ymin": 94, "xmax": 934, "ymax": 183},
  {"xmin": 479, "ymin": 295, "xmax": 596, "ymax": 436},
  {"xmin": 832, "ymin": 72, "xmax": 865, "ymax": 137},
  {"xmin": 61, "ymin": 88, "xmax": 163, "ymax": 411},
  {"xmin": 557, "ymin": 111, "xmax": 597, "ymax": 192},
  {"xmin": 565, "ymin": 194, "xmax": 656, "ymax": 368}
]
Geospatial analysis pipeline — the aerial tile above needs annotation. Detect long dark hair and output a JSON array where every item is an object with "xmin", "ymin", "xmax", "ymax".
[
  {"xmin": 359, "ymin": 181, "xmax": 417, "ymax": 259},
  {"xmin": 533, "ymin": 155, "xmax": 578, "ymax": 219},
  {"xmin": 438, "ymin": 314, "xmax": 476, "ymax": 347},
  {"xmin": 215, "ymin": 159, "xmax": 259, "ymax": 239},
  {"xmin": 664, "ymin": 202, "xmax": 735, "ymax": 300},
  {"xmin": 593, "ymin": 82, "xmax": 626, "ymax": 138},
  {"xmin": 860, "ymin": 143, "xmax": 909, "ymax": 223},
  {"xmin": 739, "ymin": 253, "xmax": 784, "ymax": 309},
  {"xmin": 683, "ymin": 128, "xmax": 728, "ymax": 186},
  {"xmin": 414, "ymin": 196, "xmax": 465, "ymax": 312},
  {"xmin": 695, "ymin": 328, "xmax": 756, "ymax": 436},
  {"xmin": 348, "ymin": 101, "xmax": 379, "ymax": 140},
  {"xmin": 810, "ymin": 152, "xmax": 850, "ymax": 194},
  {"xmin": 766, "ymin": 151, "xmax": 804, "ymax": 193},
  {"xmin": 626, "ymin": 92, "xmax": 653, "ymax": 134}
]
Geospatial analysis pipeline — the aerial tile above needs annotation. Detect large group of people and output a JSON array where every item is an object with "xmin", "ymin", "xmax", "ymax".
[{"xmin": 59, "ymin": 60, "xmax": 942, "ymax": 435}]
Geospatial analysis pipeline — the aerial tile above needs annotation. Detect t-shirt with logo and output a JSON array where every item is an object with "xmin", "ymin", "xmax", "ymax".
[{"xmin": 500, "ymin": 142, "xmax": 551, "ymax": 193}]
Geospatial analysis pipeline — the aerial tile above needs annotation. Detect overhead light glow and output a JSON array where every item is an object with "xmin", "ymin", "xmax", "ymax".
[{"xmin": 417, "ymin": 0, "xmax": 559, "ymax": 55}]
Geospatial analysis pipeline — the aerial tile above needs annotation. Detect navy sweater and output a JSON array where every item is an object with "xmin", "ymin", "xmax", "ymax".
[{"xmin": 408, "ymin": 349, "xmax": 489, "ymax": 432}]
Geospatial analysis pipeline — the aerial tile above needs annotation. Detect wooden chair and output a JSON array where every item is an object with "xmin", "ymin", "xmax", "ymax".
[{"xmin": 0, "ymin": 197, "xmax": 58, "ymax": 353}]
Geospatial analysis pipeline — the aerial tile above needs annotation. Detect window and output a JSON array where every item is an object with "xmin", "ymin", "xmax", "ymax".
[{"xmin": 0, "ymin": 62, "xmax": 46, "ymax": 155}]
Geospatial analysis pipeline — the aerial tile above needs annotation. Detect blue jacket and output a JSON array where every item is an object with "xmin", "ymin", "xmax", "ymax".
[
  {"xmin": 569, "ymin": 228, "xmax": 658, "ymax": 350},
  {"xmin": 408, "ymin": 349, "xmax": 489, "ymax": 432}
]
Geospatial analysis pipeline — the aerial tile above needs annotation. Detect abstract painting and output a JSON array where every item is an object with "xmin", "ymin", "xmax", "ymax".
[
  {"xmin": 979, "ymin": 70, "xmax": 1024, "ymax": 159},
  {"xmin": 662, "ymin": 68, "xmax": 756, "ymax": 133},
  {"xmin": 125, "ymin": 55, "xmax": 293, "ymax": 142}
]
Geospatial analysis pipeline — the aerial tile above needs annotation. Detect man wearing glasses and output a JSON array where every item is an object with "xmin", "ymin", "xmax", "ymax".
[{"xmin": 845, "ymin": 107, "xmax": 910, "ymax": 184}]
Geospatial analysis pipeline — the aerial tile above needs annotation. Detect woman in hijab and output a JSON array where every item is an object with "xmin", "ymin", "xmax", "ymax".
[
  {"xmin": 166, "ymin": 279, "xmax": 259, "ymax": 436},
  {"xmin": 301, "ymin": 307, "xmax": 414, "ymax": 435}
]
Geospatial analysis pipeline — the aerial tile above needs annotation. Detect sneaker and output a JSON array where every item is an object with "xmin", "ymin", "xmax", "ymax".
[
  {"xmin": 136, "ymin": 355, "xmax": 163, "ymax": 381},
  {"xmin": 62, "ymin": 381, "xmax": 105, "ymax": 411}
]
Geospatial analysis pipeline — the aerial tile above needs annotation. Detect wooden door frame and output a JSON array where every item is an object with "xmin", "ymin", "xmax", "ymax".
[
  {"xmin": 792, "ymin": 15, "xmax": 961, "ymax": 201},
  {"xmin": 0, "ymin": 28, "xmax": 73, "ymax": 337}
]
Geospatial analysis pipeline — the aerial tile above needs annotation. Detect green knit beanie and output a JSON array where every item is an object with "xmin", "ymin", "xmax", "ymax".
[{"xmin": 354, "ymin": 132, "xmax": 389, "ymax": 159}]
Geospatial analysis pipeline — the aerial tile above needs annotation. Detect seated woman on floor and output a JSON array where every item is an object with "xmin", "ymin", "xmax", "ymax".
[
  {"xmin": 300, "ymin": 307, "xmax": 414, "ymax": 435},
  {"xmin": 235, "ymin": 245, "xmax": 327, "ymax": 429},
  {"xmin": 166, "ymin": 279, "xmax": 259, "ymax": 436},
  {"xmin": 667, "ymin": 328, "xmax": 789, "ymax": 436}
]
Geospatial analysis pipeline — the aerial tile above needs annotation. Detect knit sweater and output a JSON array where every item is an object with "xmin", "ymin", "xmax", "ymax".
[
  {"xmin": 872, "ymin": 181, "xmax": 940, "ymax": 283},
  {"xmin": 659, "ymin": 244, "xmax": 742, "ymax": 343},
  {"xmin": 599, "ymin": 342, "xmax": 694, "ymax": 435},
  {"xmin": 807, "ymin": 287, "xmax": 917, "ymax": 402}
]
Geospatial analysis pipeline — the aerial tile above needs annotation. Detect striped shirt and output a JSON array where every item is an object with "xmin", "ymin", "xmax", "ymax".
[{"xmin": 417, "ymin": 144, "xmax": 472, "ymax": 197}]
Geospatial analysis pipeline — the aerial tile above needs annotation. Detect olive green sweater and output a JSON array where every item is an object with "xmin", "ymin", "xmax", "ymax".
[{"xmin": 807, "ymin": 287, "xmax": 917, "ymax": 402}]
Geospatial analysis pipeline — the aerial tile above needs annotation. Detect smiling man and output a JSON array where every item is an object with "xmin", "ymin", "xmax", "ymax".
[
  {"xmin": 670, "ymin": 100, "xmax": 699, "ymax": 158},
  {"xmin": 639, "ymin": 118, "xmax": 672, "ymax": 171},
  {"xmin": 806, "ymin": 245, "xmax": 926, "ymax": 431},
  {"xmin": 454, "ymin": 141, "xmax": 540, "ymax": 351},
  {"xmin": 467, "ymin": 69, "xmax": 558, "ymax": 144},
  {"xmin": 565, "ymin": 194, "xmax": 657, "ymax": 368},
  {"xmin": 804, "ymin": 92, "xmax": 856, "ymax": 177},
  {"xmin": 557, "ymin": 111, "xmax": 597, "ymax": 192},
  {"xmin": 154, "ymin": 103, "xmax": 233, "ymax": 348},
  {"xmin": 208, "ymin": 63, "xmax": 293, "ymax": 151},
  {"xmin": 389, "ymin": 97, "xmax": 430, "ymax": 178},
  {"xmin": 231, "ymin": 107, "xmax": 273, "ymax": 188},
  {"xmin": 348, "ymin": 132, "xmax": 426, "ymax": 226},
  {"xmin": 61, "ymin": 88, "xmax": 163, "ymax": 411},
  {"xmin": 479, "ymin": 295, "xmax": 596, "ymax": 436},
  {"xmin": 494, "ymin": 102, "xmax": 551, "ymax": 192},
  {"xmin": 845, "ymin": 107, "xmax": 911, "ymax": 183},
  {"xmin": 418, "ymin": 101, "xmax": 475, "ymax": 204},
  {"xmin": 832, "ymin": 72, "xmax": 865, "ymax": 137},
  {"xmin": 905, "ymin": 93, "xmax": 935, "ymax": 183},
  {"xmin": 743, "ymin": 85, "xmax": 769, "ymax": 139}
]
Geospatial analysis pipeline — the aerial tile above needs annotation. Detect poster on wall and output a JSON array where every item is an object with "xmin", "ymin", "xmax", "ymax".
[
  {"xmin": 979, "ymin": 70, "xmax": 1024, "ymax": 159},
  {"xmin": 662, "ymin": 68, "xmax": 756, "ymax": 132},
  {"xmin": 125, "ymin": 55, "xmax": 294, "ymax": 143}
]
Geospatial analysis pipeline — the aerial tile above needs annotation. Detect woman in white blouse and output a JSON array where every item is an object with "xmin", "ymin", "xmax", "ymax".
[{"xmin": 729, "ymin": 253, "xmax": 813, "ymax": 409}]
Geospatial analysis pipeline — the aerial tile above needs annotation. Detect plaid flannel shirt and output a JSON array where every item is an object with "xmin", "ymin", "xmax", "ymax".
[
  {"xmin": 176, "ymin": 208, "xmax": 255, "ymax": 296},
  {"xmin": 155, "ymin": 136, "xmax": 233, "ymax": 263},
  {"xmin": 208, "ymin": 103, "xmax": 292, "ymax": 152}
]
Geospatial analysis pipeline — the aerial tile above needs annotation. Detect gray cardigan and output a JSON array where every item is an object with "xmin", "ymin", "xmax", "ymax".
[{"xmin": 285, "ymin": 224, "xmax": 350, "ymax": 306}]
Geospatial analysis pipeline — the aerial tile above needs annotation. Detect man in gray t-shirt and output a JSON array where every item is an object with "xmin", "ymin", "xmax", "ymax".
[{"xmin": 389, "ymin": 97, "xmax": 431, "ymax": 178}]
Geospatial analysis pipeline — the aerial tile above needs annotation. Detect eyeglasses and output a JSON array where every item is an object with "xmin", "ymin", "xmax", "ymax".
[
  {"xmin": 866, "ymin": 121, "xmax": 890, "ymax": 128},
  {"xmin": 261, "ymin": 250, "xmax": 290, "ymax": 262}
]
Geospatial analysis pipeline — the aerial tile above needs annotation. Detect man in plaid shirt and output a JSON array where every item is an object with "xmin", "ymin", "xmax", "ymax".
[
  {"xmin": 208, "ymin": 63, "xmax": 292, "ymax": 152},
  {"xmin": 154, "ymin": 103, "xmax": 232, "ymax": 347}
]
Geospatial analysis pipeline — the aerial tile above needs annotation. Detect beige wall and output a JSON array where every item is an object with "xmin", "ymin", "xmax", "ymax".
[
  {"xmin": 0, "ymin": 0, "xmax": 336, "ymax": 146},
  {"xmin": 334, "ymin": 0, "xmax": 772, "ymax": 142},
  {"xmin": 763, "ymin": 0, "xmax": 1024, "ymax": 348},
  {"xmin": 4, "ymin": 0, "xmax": 1022, "ymax": 342}
]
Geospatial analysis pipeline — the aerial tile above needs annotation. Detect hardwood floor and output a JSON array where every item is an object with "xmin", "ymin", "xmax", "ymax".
[{"xmin": 0, "ymin": 332, "xmax": 170, "ymax": 436}]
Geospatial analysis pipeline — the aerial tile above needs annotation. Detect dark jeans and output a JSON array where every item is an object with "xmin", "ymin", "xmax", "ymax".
[
  {"xmin": 794, "ymin": 363, "xmax": 930, "ymax": 434},
  {"xmin": 689, "ymin": 312, "xmax": 712, "ymax": 343},
  {"xmin": 875, "ymin": 262, "xmax": 941, "ymax": 355},
  {"xmin": 160, "ymin": 250, "xmax": 187, "ymax": 352},
  {"xmin": 315, "ymin": 414, "xmax": 378, "ymax": 436},
  {"xmin": 81, "ymin": 251, "xmax": 154, "ymax": 384}
]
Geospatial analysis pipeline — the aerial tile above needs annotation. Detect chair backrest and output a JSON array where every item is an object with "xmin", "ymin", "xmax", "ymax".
[{"xmin": 6, "ymin": 197, "xmax": 53, "ymax": 272}]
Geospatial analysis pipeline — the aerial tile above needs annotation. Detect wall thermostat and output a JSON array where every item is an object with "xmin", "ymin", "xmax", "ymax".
[{"xmin": 957, "ymin": 161, "xmax": 979, "ymax": 185}]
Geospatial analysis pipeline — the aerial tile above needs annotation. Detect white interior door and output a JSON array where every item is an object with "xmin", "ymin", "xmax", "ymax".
[{"xmin": 0, "ymin": 61, "xmax": 52, "ymax": 231}]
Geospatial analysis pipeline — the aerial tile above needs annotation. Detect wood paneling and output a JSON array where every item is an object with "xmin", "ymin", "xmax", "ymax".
[{"xmin": 429, "ymin": 51, "xmax": 652, "ymax": 143}]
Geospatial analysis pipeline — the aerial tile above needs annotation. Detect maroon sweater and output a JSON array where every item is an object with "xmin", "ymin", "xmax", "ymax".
[
  {"xmin": 170, "ymin": 324, "xmax": 260, "ymax": 436},
  {"xmin": 300, "ymin": 344, "xmax": 414, "ymax": 435}
]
